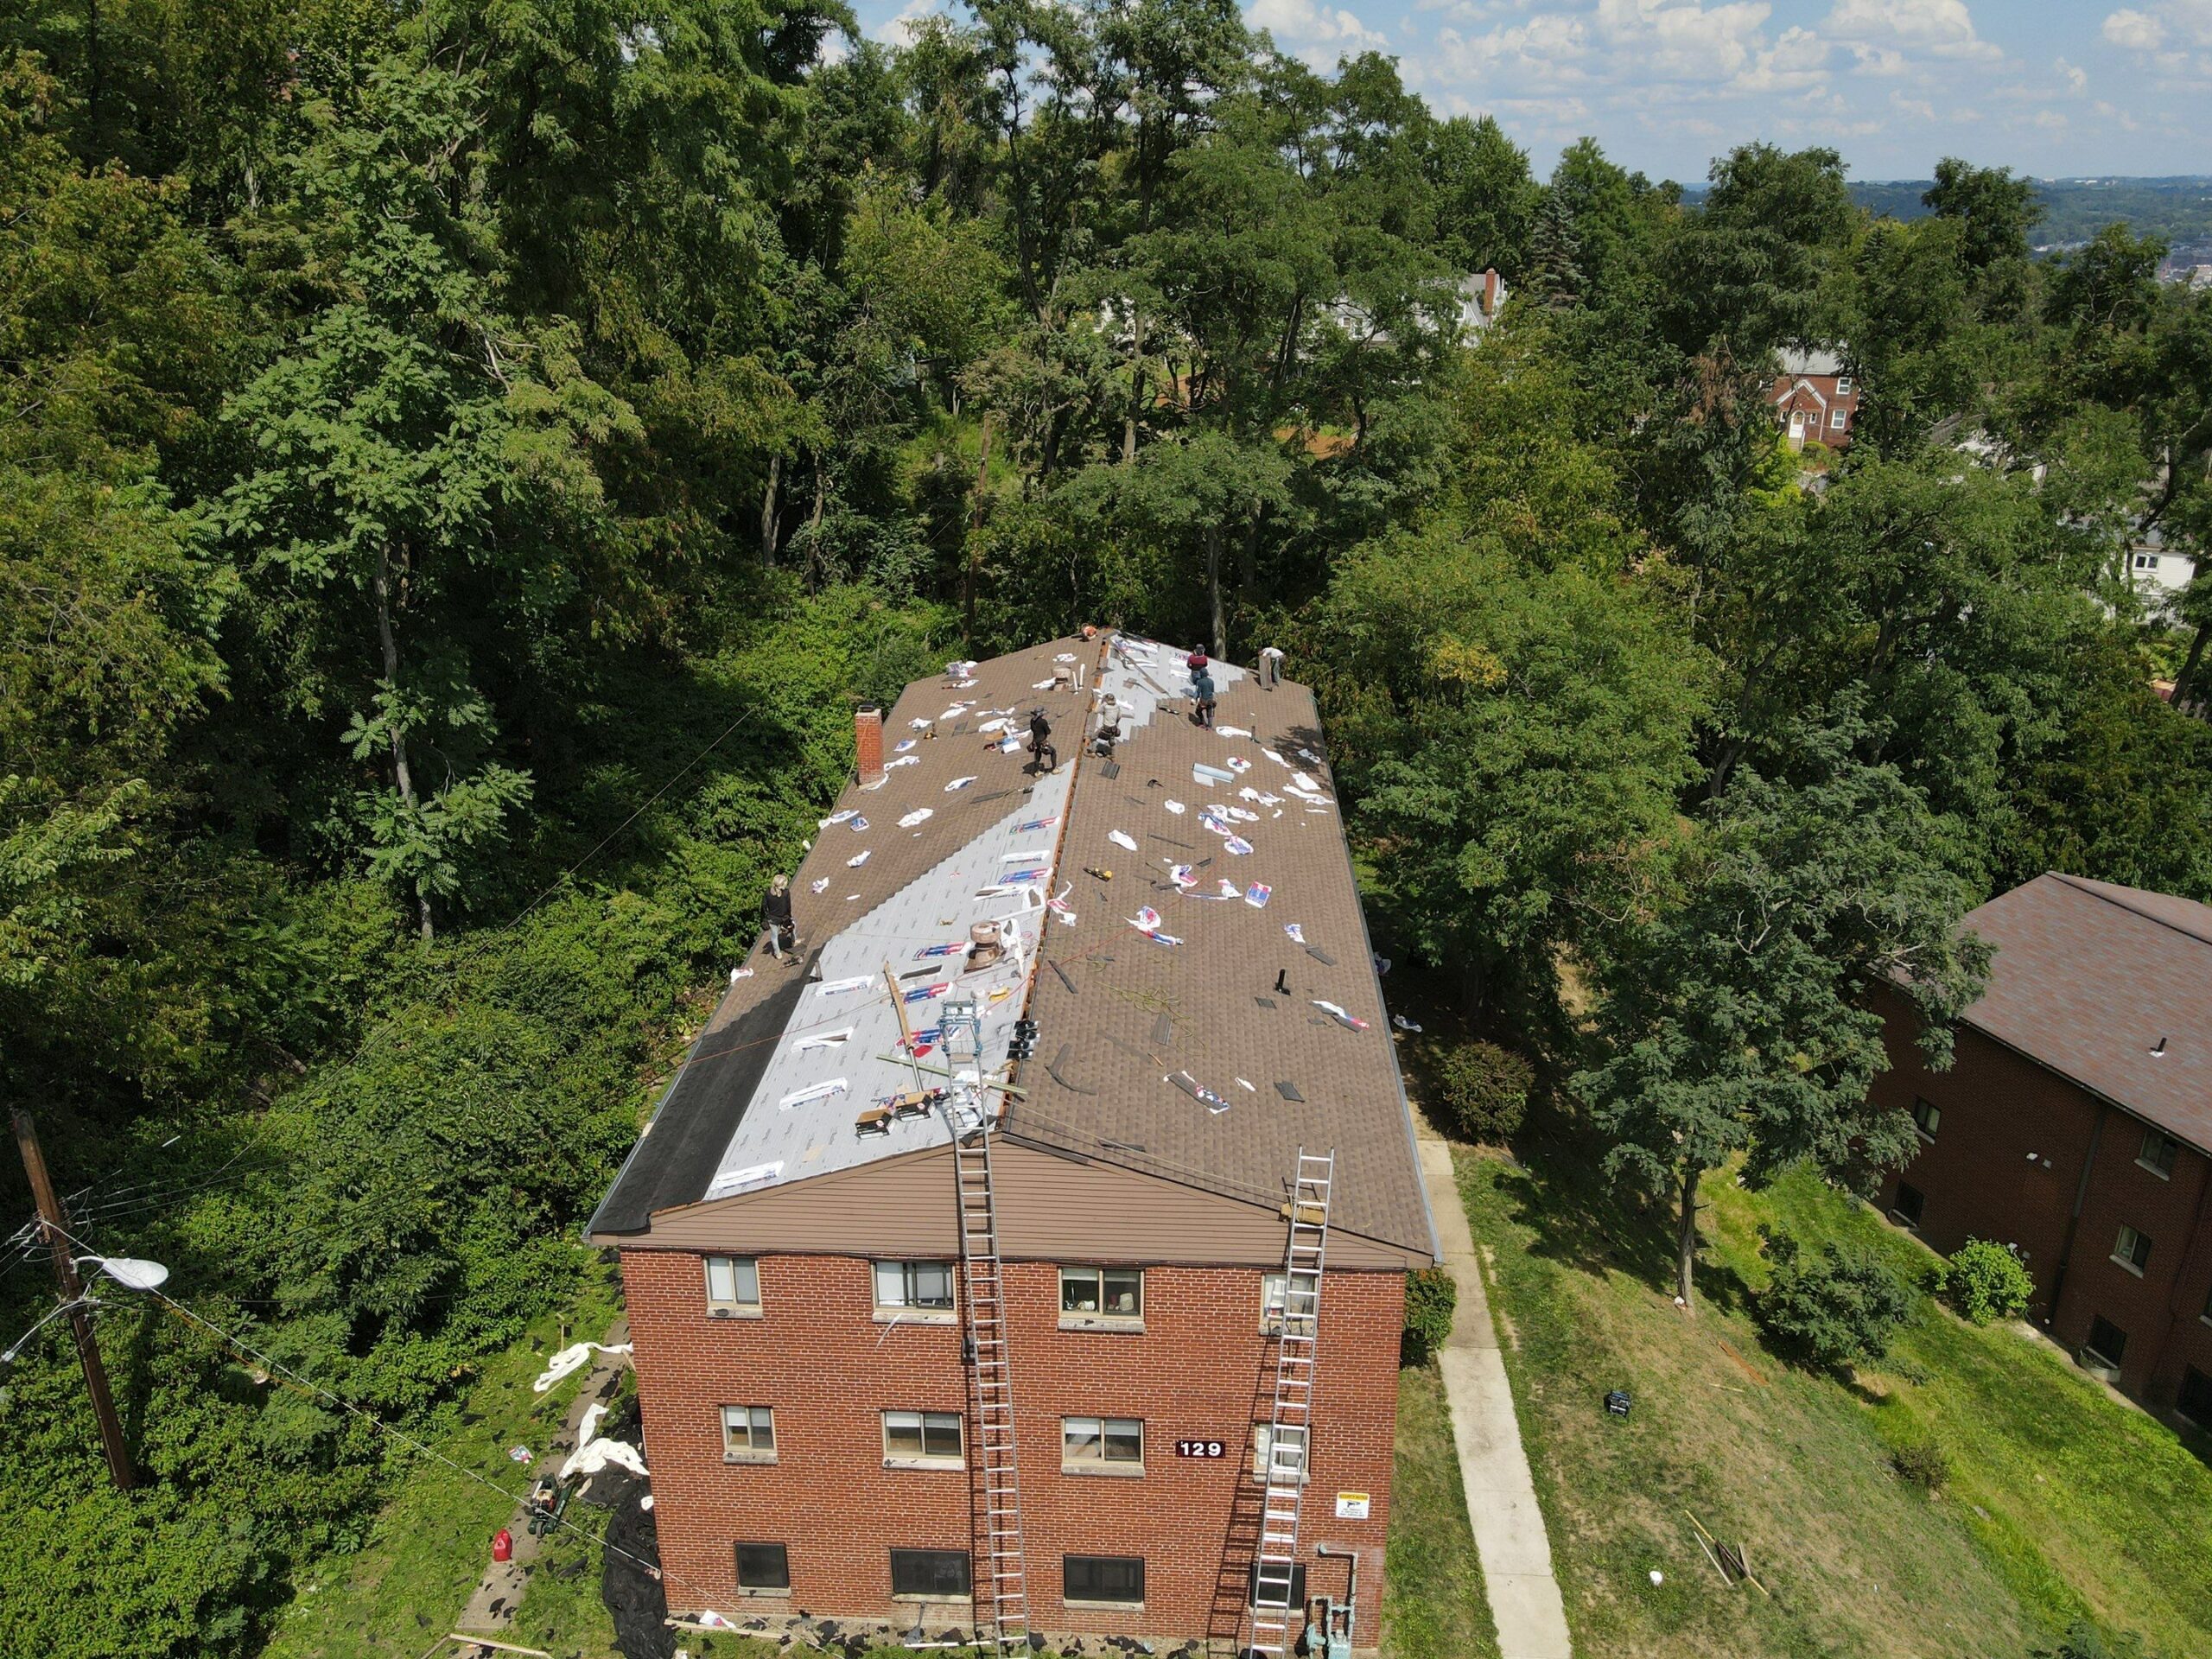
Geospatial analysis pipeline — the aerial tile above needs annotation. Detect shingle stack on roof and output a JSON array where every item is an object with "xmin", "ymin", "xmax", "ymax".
[{"xmin": 590, "ymin": 632, "xmax": 1433, "ymax": 1263}]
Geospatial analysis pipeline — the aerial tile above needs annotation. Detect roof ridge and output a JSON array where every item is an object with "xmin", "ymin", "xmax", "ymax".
[{"xmin": 2044, "ymin": 872, "xmax": 2212, "ymax": 950}]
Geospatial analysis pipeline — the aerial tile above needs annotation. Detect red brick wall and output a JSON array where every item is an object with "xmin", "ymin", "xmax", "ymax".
[
  {"xmin": 620, "ymin": 1248, "xmax": 1406, "ymax": 1645},
  {"xmin": 1872, "ymin": 988, "xmax": 2212, "ymax": 1412}
]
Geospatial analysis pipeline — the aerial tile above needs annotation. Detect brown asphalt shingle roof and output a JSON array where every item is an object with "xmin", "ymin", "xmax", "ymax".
[
  {"xmin": 591, "ymin": 634, "xmax": 1437, "ymax": 1264},
  {"xmin": 1957, "ymin": 872, "xmax": 2212, "ymax": 1154}
]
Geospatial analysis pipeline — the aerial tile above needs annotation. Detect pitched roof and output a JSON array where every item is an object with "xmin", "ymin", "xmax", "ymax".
[
  {"xmin": 1954, "ymin": 873, "xmax": 2212, "ymax": 1154},
  {"xmin": 590, "ymin": 635, "xmax": 1438, "ymax": 1262}
]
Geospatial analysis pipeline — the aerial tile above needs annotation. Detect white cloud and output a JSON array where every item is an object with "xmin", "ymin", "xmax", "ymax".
[
  {"xmin": 874, "ymin": 0, "xmax": 946, "ymax": 46},
  {"xmin": 1825, "ymin": 0, "xmax": 2001, "ymax": 62},
  {"xmin": 2103, "ymin": 8, "xmax": 2166, "ymax": 48},
  {"xmin": 1431, "ymin": 11, "xmax": 1591, "ymax": 86},
  {"xmin": 1888, "ymin": 88, "xmax": 1935, "ymax": 120},
  {"xmin": 2057, "ymin": 55, "xmax": 2088, "ymax": 91},
  {"xmin": 1248, "ymin": 0, "xmax": 1389, "ymax": 53},
  {"xmin": 1591, "ymin": 0, "xmax": 1777, "ymax": 83}
]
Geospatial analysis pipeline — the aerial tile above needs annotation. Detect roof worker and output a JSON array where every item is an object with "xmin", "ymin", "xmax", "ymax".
[
  {"xmin": 762, "ymin": 873, "xmax": 797, "ymax": 963},
  {"xmin": 1259, "ymin": 645, "xmax": 1285, "ymax": 690},
  {"xmin": 1091, "ymin": 694, "xmax": 1124, "ymax": 756},
  {"xmin": 1186, "ymin": 645, "xmax": 1209, "ymax": 675},
  {"xmin": 1027, "ymin": 708, "xmax": 1057, "ymax": 774},
  {"xmin": 1191, "ymin": 665, "xmax": 1217, "ymax": 728}
]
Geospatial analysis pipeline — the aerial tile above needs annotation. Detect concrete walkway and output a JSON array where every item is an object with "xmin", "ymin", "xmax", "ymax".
[{"xmin": 1418, "ymin": 1137, "xmax": 1575, "ymax": 1659}]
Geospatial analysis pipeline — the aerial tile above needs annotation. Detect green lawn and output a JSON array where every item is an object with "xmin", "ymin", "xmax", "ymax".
[
  {"xmin": 1458, "ymin": 1122, "xmax": 2212, "ymax": 1659},
  {"xmin": 263, "ymin": 1268, "xmax": 623, "ymax": 1659}
]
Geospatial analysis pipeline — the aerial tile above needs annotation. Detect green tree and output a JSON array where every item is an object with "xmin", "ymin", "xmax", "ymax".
[
  {"xmin": 1923, "ymin": 157, "xmax": 2043, "ymax": 272},
  {"xmin": 219, "ymin": 60, "xmax": 638, "ymax": 938},
  {"xmin": 1576, "ymin": 710, "xmax": 1988, "ymax": 1309}
]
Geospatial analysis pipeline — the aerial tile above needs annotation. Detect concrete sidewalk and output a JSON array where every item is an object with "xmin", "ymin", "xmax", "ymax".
[{"xmin": 1418, "ymin": 1137, "xmax": 1574, "ymax": 1659}]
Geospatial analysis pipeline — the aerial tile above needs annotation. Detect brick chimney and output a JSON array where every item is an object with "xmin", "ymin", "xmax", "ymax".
[
  {"xmin": 855, "ymin": 703, "xmax": 885, "ymax": 788},
  {"xmin": 1483, "ymin": 268, "xmax": 1502, "ymax": 316}
]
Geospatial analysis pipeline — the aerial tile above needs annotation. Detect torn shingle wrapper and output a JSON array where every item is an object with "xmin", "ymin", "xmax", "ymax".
[
  {"xmin": 1110, "ymin": 830, "xmax": 1139, "ymax": 851},
  {"xmin": 1313, "ymin": 999, "xmax": 1370, "ymax": 1031}
]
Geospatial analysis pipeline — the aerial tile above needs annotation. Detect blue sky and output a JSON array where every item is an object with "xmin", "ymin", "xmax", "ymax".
[{"xmin": 849, "ymin": 0, "xmax": 2212, "ymax": 183}]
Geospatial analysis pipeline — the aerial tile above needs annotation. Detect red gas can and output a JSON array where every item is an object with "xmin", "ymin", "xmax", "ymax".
[{"xmin": 492, "ymin": 1528, "xmax": 513, "ymax": 1563}]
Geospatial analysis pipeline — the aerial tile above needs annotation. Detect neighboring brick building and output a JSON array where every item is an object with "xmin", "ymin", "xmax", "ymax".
[
  {"xmin": 1772, "ymin": 346, "xmax": 1860, "ymax": 449},
  {"xmin": 1872, "ymin": 874, "xmax": 2212, "ymax": 1424},
  {"xmin": 589, "ymin": 636, "xmax": 1437, "ymax": 1654}
]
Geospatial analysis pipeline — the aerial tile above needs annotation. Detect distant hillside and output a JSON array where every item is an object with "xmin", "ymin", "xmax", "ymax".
[{"xmin": 1848, "ymin": 175, "xmax": 2212, "ymax": 257}]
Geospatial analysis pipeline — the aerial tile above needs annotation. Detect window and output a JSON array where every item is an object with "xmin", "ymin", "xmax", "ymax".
[
  {"xmin": 1064, "ymin": 1555, "xmax": 1146, "ymax": 1606},
  {"xmin": 1912, "ymin": 1096, "xmax": 1941, "ymax": 1141},
  {"xmin": 2181, "ymin": 1365, "xmax": 2212, "ymax": 1427},
  {"xmin": 2139, "ymin": 1128, "xmax": 2179, "ymax": 1179},
  {"xmin": 2114, "ymin": 1225, "xmax": 2152, "ymax": 1274},
  {"xmin": 1251, "ymin": 1422, "xmax": 1308, "ymax": 1484},
  {"xmin": 890, "ymin": 1549, "xmax": 971, "ymax": 1599},
  {"xmin": 734, "ymin": 1542, "xmax": 790, "ymax": 1592},
  {"xmin": 874, "ymin": 1260, "xmax": 955, "ymax": 1313},
  {"xmin": 721, "ymin": 1405, "xmax": 776, "ymax": 1462},
  {"xmin": 705, "ymin": 1255, "xmax": 760, "ymax": 1315},
  {"xmin": 883, "ymin": 1409, "xmax": 963, "ymax": 1465},
  {"xmin": 1059, "ymin": 1265, "xmax": 1143, "ymax": 1322},
  {"xmin": 1261, "ymin": 1271, "xmax": 1314, "ymax": 1333},
  {"xmin": 2084, "ymin": 1316, "xmax": 2128, "ymax": 1369},
  {"xmin": 1892, "ymin": 1183, "xmax": 1926, "ymax": 1228},
  {"xmin": 1835, "ymin": 376, "xmax": 1853, "ymax": 397},
  {"xmin": 1830, "ymin": 407, "xmax": 1848, "ymax": 431},
  {"xmin": 1062, "ymin": 1416, "xmax": 1143, "ymax": 1471},
  {"xmin": 1248, "ymin": 1561, "xmax": 1307, "ymax": 1609}
]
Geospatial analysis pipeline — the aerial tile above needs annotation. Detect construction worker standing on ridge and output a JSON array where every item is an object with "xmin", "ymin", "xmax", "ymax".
[
  {"xmin": 762, "ymin": 873, "xmax": 796, "ymax": 963},
  {"xmin": 1027, "ymin": 708, "xmax": 1056, "ymax": 773}
]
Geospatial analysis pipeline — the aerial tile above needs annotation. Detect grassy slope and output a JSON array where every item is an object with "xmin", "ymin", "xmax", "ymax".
[
  {"xmin": 263, "ymin": 1268, "xmax": 621, "ymax": 1659},
  {"xmin": 1381, "ymin": 1361, "xmax": 1503, "ymax": 1659},
  {"xmin": 1459, "ymin": 1123, "xmax": 2212, "ymax": 1659}
]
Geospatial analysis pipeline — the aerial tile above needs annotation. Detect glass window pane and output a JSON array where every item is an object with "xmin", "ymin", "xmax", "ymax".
[
  {"xmin": 1060, "ymin": 1267, "xmax": 1100, "ymax": 1312},
  {"xmin": 1103, "ymin": 1268, "xmax": 1142, "ymax": 1316},
  {"xmin": 731, "ymin": 1257, "xmax": 760, "ymax": 1304},
  {"xmin": 891, "ymin": 1549, "xmax": 970, "ymax": 1597},
  {"xmin": 874, "ymin": 1262, "xmax": 903, "ymax": 1306},
  {"xmin": 1065, "ymin": 1555, "xmax": 1144, "ymax": 1603},
  {"xmin": 911, "ymin": 1262, "xmax": 954, "ymax": 1307},
  {"xmin": 750, "ymin": 1407, "xmax": 774, "ymax": 1450},
  {"xmin": 1063, "ymin": 1417, "xmax": 1101, "ymax": 1460},
  {"xmin": 707, "ymin": 1257, "xmax": 736, "ymax": 1304},
  {"xmin": 921, "ymin": 1413, "xmax": 963, "ymax": 1458},
  {"xmin": 1103, "ymin": 1419, "xmax": 1143, "ymax": 1462},
  {"xmin": 736, "ymin": 1542, "xmax": 789, "ymax": 1589},
  {"xmin": 884, "ymin": 1412, "xmax": 923, "ymax": 1457}
]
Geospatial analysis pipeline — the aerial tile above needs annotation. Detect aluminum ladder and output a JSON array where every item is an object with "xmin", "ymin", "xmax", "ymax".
[
  {"xmin": 943, "ymin": 998, "xmax": 1029, "ymax": 1653},
  {"xmin": 1247, "ymin": 1147, "xmax": 1336, "ymax": 1658}
]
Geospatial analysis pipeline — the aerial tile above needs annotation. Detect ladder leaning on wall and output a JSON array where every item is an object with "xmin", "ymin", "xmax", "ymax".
[
  {"xmin": 1246, "ymin": 1147, "xmax": 1337, "ymax": 1658},
  {"xmin": 942, "ymin": 996, "xmax": 1029, "ymax": 1654}
]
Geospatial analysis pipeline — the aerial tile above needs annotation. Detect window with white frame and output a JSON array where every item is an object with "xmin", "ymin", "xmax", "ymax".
[
  {"xmin": 2134, "ymin": 552, "xmax": 2160, "ymax": 572},
  {"xmin": 1061, "ymin": 1416, "xmax": 1143, "ymax": 1471},
  {"xmin": 1059, "ymin": 1265, "xmax": 1142, "ymax": 1322},
  {"xmin": 705, "ymin": 1255, "xmax": 760, "ymax": 1315},
  {"xmin": 1835, "ymin": 376, "xmax": 1853, "ymax": 397},
  {"xmin": 2113, "ymin": 1224, "xmax": 2152, "ymax": 1274},
  {"xmin": 873, "ymin": 1259, "xmax": 956, "ymax": 1313},
  {"xmin": 882, "ymin": 1409, "xmax": 964, "ymax": 1465},
  {"xmin": 721, "ymin": 1405, "xmax": 776, "ymax": 1461},
  {"xmin": 1830, "ymin": 407, "xmax": 1847, "ymax": 430}
]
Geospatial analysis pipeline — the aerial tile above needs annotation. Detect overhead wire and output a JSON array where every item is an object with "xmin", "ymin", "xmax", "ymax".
[{"xmin": 44, "ymin": 1216, "xmax": 747, "ymax": 1630}]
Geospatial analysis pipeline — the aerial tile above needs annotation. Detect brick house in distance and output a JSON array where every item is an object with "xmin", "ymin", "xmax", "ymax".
[
  {"xmin": 1772, "ymin": 347, "xmax": 1860, "ymax": 449},
  {"xmin": 588, "ymin": 635, "xmax": 1437, "ymax": 1654},
  {"xmin": 1872, "ymin": 874, "xmax": 2212, "ymax": 1425}
]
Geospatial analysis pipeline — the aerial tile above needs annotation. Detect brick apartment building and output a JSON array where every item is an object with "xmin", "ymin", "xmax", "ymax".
[
  {"xmin": 1872, "ymin": 874, "xmax": 2212, "ymax": 1424},
  {"xmin": 1772, "ymin": 346, "xmax": 1860, "ymax": 449},
  {"xmin": 588, "ymin": 635, "xmax": 1437, "ymax": 1654}
]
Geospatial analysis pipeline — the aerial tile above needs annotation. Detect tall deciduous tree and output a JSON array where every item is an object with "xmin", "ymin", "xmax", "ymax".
[{"xmin": 1576, "ymin": 709, "xmax": 1989, "ymax": 1309}]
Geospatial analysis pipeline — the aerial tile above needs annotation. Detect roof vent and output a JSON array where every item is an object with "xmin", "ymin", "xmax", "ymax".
[{"xmin": 2151, "ymin": 1035, "xmax": 2169, "ymax": 1058}]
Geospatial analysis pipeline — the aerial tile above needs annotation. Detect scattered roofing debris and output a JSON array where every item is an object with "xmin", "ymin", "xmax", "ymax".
[{"xmin": 588, "ymin": 632, "xmax": 1433, "ymax": 1262}]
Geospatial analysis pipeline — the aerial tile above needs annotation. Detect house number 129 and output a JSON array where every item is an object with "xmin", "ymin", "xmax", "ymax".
[{"xmin": 1176, "ymin": 1440, "xmax": 1227, "ymax": 1458}]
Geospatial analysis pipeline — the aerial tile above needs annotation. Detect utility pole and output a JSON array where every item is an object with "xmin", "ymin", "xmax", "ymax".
[{"xmin": 12, "ymin": 1111, "xmax": 135, "ymax": 1490}]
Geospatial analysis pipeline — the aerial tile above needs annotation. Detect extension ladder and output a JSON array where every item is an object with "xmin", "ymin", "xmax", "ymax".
[
  {"xmin": 1248, "ymin": 1148, "xmax": 1336, "ymax": 1657},
  {"xmin": 951, "ymin": 1090, "xmax": 1029, "ymax": 1652}
]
